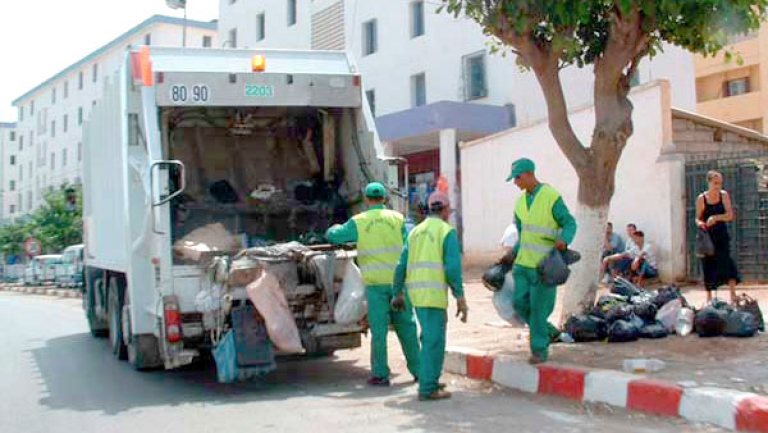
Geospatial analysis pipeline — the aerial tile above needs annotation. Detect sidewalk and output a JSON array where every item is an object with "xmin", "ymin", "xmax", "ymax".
[{"xmin": 438, "ymin": 275, "xmax": 768, "ymax": 431}]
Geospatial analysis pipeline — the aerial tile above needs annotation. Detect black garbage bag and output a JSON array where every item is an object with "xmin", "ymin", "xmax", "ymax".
[
  {"xmin": 593, "ymin": 295, "xmax": 628, "ymax": 319},
  {"xmin": 612, "ymin": 276, "xmax": 642, "ymax": 299},
  {"xmin": 605, "ymin": 304, "xmax": 634, "ymax": 324},
  {"xmin": 538, "ymin": 249, "xmax": 569, "ymax": 286},
  {"xmin": 639, "ymin": 322, "xmax": 669, "ymax": 339},
  {"xmin": 631, "ymin": 290, "xmax": 657, "ymax": 305},
  {"xmin": 608, "ymin": 320, "xmax": 639, "ymax": 343},
  {"xmin": 695, "ymin": 305, "xmax": 728, "ymax": 337},
  {"xmin": 208, "ymin": 180, "xmax": 239, "ymax": 204},
  {"xmin": 724, "ymin": 311, "xmax": 759, "ymax": 338},
  {"xmin": 482, "ymin": 263, "xmax": 509, "ymax": 292},
  {"xmin": 633, "ymin": 301, "xmax": 659, "ymax": 323},
  {"xmin": 653, "ymin": 286, "xmax": 682, "ymax": 308},
  {"xmin": 565, "ymin": 315, "xmax": 602, "ymax": 342},
  {"xmin": 734, "ymin": 294, "xmax": 765, "ymax": 332},
  {"xmin": 629, "ymin": 314, "xmax": 646, "ymax": 330}
]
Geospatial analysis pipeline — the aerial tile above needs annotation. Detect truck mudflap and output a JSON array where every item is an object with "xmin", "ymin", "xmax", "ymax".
[{"xmin": 301, "ymin": 323, "xmax": 364, "ymax": 354}]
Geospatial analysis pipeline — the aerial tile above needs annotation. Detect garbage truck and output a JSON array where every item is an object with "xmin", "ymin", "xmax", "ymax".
[{"xmin": 81, "ymin": 46, "xmax": 405, "ymax": 374}]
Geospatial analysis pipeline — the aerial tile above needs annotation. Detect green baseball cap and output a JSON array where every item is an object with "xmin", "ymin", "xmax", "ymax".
[
  {"xmin": 506, "ymin": 158, "xmax": 535, "ymax": 182},
  {"xmin": 364, "ymin": 182, "xmax": 387, "ymax": 198}
]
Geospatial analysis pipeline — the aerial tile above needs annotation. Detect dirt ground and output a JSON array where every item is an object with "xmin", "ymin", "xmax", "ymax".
[{"xmin": 437, "ymin": 273, "xmax": 768, "ymax": 395}]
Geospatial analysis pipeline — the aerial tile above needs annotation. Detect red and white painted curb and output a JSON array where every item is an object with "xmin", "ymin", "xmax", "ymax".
[
  {"xmin": 0, "ymin": 284, "xmax": 82, "ymax": 298},
  {"xmin": 445, "ymin": 346, "xmax": 768, "ymax": 432}
]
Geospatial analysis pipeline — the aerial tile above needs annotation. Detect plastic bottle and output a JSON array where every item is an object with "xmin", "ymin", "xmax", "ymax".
[{"xmin": 623, "ymin": 358, "xmax": 666, "ymax": 374}]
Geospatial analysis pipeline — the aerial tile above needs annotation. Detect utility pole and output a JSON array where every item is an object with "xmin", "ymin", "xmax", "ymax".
[{"xmin": 165, "ymin": 0, "xmax": 187, "ymax": 47}]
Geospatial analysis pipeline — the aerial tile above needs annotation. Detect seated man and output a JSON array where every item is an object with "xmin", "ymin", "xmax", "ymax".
[
  {"xmin": 601, "ymin": 223, "xmax": 637, "ymax": 283},
  {"xmin": 630, "ymin": 230, "xmax": 658, "ymax": 286}
]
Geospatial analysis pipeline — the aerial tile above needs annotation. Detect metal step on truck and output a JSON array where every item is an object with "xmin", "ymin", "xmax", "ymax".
[{"xmin": 81, "ymin": 46, "xmax": 406, "ymax": 374}]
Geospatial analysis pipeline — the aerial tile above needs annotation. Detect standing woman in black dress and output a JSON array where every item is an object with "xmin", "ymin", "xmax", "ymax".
[{"xmin": 695, "ymin": 170, "xmax": 740, "ymax": 302}]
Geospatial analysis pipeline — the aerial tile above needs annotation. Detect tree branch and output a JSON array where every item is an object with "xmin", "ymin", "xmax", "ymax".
[{"xmin": 493, "ymin": 13, "xmax": 590, "ymax": 175}]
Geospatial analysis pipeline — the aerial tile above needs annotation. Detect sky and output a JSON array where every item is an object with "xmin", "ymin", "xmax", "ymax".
[{"xmin": 0, "ymin": 0, "xmax": 220, "ymax": 122}]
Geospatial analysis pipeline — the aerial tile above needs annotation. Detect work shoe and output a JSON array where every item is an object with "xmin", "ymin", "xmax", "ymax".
[
  {"xmin": 367, "ymin": 376, "xmax": 391, "ymax": 387},
  {"xmin": 528, "ymin": 353, "xmax": 547, "ymax": 365},
  {"xmin": 413, "ymin": 377, "xmax": 447, "ymax": 390},
  {"xmin": 418, "ymin": 389, "xmax": 452, "ymax": 401}
]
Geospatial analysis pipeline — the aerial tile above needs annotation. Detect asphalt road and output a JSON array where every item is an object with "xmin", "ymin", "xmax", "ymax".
[{"xmin": 0, "ymin": 291, "xmax": 722, "ymax": 433}]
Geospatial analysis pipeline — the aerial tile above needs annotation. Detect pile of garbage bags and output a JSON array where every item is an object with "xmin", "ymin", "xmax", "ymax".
[{"xmin": 565, "ymin": 277, "xmax": 764, "ymax": 343}]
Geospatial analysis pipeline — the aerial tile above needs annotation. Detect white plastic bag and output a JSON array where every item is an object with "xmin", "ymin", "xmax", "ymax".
[
  {"xmin": 246, "ymin": 271, "xmax": 303, "ymax": 353},
  {"xmin": 656, "ymin": 298, "xmax": 683, "ymax": 333},
  {"xmin": 334, "ymin": 262, "xmax": 368, "ymax": 324},
  {"xmin": 676, "ymin": 307, "xmax": 695, "ymax": 336},
  {"xmin": 492, "ymin": 272, "xmax": 524, "ymax": 326}
]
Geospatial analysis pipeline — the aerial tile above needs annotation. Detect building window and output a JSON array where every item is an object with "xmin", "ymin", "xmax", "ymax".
[
  {"xmin": 411, "ymin": 1, "xmax": 425, "ymax": 38},
  {"xmin": 78, "ymin": 72, "xmax": 84, "ymax": 90},
  {"xmin": 229, "ymin": 28, "xmax": 238, "ymax": 48},
  {"xmin": 256, "ymin": 13, "xmax": 266, "ymax": 42},
  {"xmin": 9, "ymin": 180, "xmax": 15, "ymax": 192},
  {"xmin": 92, "ymin": 64, "xmax": 99, "ymax": 83},
  {"xmin": 202, "ymin": 35, "xmax": 212, "ymax": 47},
  {"xmin": 288, "ymin": 0, "xmax": 297, "ymax": 26},
  {"xmin": 18, "ymin": 135, "xmax": 23, "ymax": 150},
  {"xmin": 27, "ymin": 191, "xmax": 31, "ymax": 211},
  {"xmin": 229, "ymin": 0, "xmax": 236, "ymax": 4},
  {"xmin": 64, "ymin": 81, "xmax": 69, "ymax": 98},
  {"xmin": 52, "ymin": 88, "xmax": 57, "ymax": 104},
  {"xmin": 725, "ymin": 78, "xmax": 750, "ymax": 97},
  {"xmin": 145, "ymin": 33, "xmax": 152, "ymax": 45},
  {"xmin": 411, "ymin": 73, "xmax": 426, "ymax": 107},
  {"xmin": 463, "ymin": 52, "xmax": 488, "ymax": 100},
  {"xmin": 78, "ymin": 107, "xmax": 83, "ymax": 125},
  {"xmin": 366, "ymin": 89, "xmax": 376, "ymax": 117},
  {"xmin": 62, "ymin": 148, "xmax": 67, "ymax": 167},
  {"xmin": 18, "ymin": 106, "xmax": 23, "ymax": 121},
  {"xmin": 363, "ymin": 20, "xmax": 378, "ymax": 56},
  {"xmin": 51, "ymin": 120, "xmax": 56, "ymax": 138},
  {"xmin": 30, "ymin": 100, "xmax": 35, "ymax": 115},
  {"xmin": 9, "ymin": 205, "xmax": 15, "ymax": 214},
  {"xmin": 51, "ymin": 152, "xmax": 55, "ymax": 170},
  {"xmin": 19, "ymin": 164, "xmax": 22, "ymax": 181},
  {"xmin": 9, "ymin": 155, "xmax": 15, "ymax": 166},
  {"xmin": 63, "ymin": 114, "xmax": 68, "ymax": 133},
  {"xmin": 9, "ymin": 131, "xmax": 15, "ymax": 141},
  {"xmin": 29, "ymin": 131, "xmax": 33, "ymax": 147},
  {"xmin": 78, "ymin": 142, "xmax": 82, "ymax": 162},
  {"xmin": 92, "ymin": 100, "xmax": 97, "ymax": 107}
]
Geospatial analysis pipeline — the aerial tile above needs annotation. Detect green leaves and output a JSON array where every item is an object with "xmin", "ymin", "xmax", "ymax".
[
  {"xmin": 0, "ymin": 184, "xmax": 82, "ymax": 256},
  {"xmin": 441, "ymin": 0, "xmax": 768, "ymax": 66}
]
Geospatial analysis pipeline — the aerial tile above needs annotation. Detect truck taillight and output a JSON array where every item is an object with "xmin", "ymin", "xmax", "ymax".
[{"xmin": 163, "ymin": 295, "xmax": 182, "ymax": 343}]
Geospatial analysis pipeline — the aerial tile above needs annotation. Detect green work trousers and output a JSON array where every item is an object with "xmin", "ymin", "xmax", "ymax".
[
  {"xmin": 414, "ymin": 307, "xmax": 447, "ymax": 396},
  {"xmin": 366, "ymin": 285, "xmax": 421, "ymax": 379},
  {"xmin": 512, "ymin": 265, "xmax": 560, "ymax": 360}
]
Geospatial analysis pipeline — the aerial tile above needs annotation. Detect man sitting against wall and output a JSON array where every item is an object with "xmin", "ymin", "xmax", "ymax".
[
  {"xmin": 628, "ymin": 230, "xmax": 659, "ymax": 287},
  {"xmin": 601, "ymin": 223, "xmax": 637, "ymax": 284}
]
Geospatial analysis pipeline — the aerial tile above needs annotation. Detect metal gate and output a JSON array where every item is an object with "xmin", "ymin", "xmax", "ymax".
[{"xmin": 684, "ymin": 152, "xmax": 768, "ymax": 282}]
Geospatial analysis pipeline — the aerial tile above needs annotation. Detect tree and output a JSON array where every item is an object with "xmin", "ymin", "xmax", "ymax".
[
  {"xmin": 0, "ymin": 219, "xmax": 31, "ymax": 258},
  {"xmin": 441, "ymin": 1, "xmax": 767, "ymax": 319},
  {"xmin": 28, "ymin": 183, "xmax": 83, "ymax": 253}
]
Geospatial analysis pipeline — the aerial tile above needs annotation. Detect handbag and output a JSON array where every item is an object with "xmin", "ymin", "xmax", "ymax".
[
  {"xmin": 735, "ymin": 293, "xmax": 765, "ymax": 332},
  {"xmin": 695, "ymin": 227, "xmax": 715, "ymax": 258}
]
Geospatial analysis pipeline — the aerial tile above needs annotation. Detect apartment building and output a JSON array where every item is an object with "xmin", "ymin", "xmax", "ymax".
[
  {"xmin": 695, "ymin": 29, "xmax": 767, "ymax": 133},
  {"xmin": 0, "ymin": 123, "xmax": 17, "ymax": 223},
  {"xmin": 218, "ymin": 0, "xmax": 696, "ymax": 223},
  {"xmin": 6, "ymin": 15, "xmax": 218, "ymax": 221}
]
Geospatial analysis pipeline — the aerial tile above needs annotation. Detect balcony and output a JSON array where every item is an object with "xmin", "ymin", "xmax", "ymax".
[
  {"xmin": 695, "ymin": 38, "xmax": 760, "ymax": 77},
  {"xmin": 697, "ymin": 90, "xmax": 763, "ymax": 124}
]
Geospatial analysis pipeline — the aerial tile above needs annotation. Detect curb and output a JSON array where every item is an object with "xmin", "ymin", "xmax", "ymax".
[
  {"xmin": 445, "ymin": 346, "xmax": 768, "ymax": 432},
  {"xmin": 0, "ymin": 284, "xmax": 82, "ymax": 299}
]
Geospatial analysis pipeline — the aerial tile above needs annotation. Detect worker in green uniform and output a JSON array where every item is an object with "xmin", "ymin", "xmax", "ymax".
[
  {"xmin": 326, "ymin": 182, "xmax": 420, "ymax": 386},
  {"xmin": 393, "ymin": 191, "xmax": 468, "ymax": 401},
  {"xmin": 502, "ymin": 158, "xmax": 577, "ymax": 364}
]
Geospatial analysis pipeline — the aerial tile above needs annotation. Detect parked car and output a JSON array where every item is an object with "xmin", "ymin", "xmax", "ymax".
[
  {"xmin": 23, "ymin": 255, "xmax": 63, "ymax": 286},
  {"xmin": 55, "ymin": 244, "xmax": 84, "ymax": 288}
]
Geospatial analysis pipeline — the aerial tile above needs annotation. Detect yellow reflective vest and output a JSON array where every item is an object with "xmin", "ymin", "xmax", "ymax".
[
  {"xmin": 405, "ymin": 217, "xmax": 454, "ymax": 309},
  {"xmin": 352, "ymin": 208, "xmax": 405, "ymax": 285},
  {"xmin": 514, "ymin": 184, "xmax": 561, "ymax": 269}
]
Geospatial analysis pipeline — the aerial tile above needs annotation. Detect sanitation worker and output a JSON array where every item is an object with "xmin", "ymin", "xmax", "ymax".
[
  {"xmin": 326, "ymin": 182, "xmax": 420, "ymax": 386},
  {"xmin": 502, "ymin": 158, "xmax": 577, "ymax": 364},
  {"xmin": 392, "ymin": 191, "xmax": 468, "ymax": 401}
]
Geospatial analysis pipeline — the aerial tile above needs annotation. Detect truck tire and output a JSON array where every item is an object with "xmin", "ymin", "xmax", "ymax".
[
  {"xmin": 85, "ymin": 280, "xmax": 108, "ymax": 338},
  {"xmin": 108, "ymin": 278, "xmax": 128, "ymax": 360}
]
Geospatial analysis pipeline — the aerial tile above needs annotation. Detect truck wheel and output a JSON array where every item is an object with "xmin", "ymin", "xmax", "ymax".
[
  {"xmin": 121, "ymin": 289, "xmax": 162, "ymax": 370},
  {"xmin": 108, "ymin": 278, "xmax": 128, "ymax": 360},
  {"xmin": 85, "ymin": 281, "xmax": 108, "ymax": 338}
]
